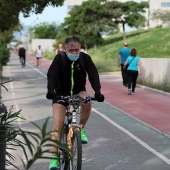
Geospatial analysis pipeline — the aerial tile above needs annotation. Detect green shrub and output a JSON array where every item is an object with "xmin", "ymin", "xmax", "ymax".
[
  {"xmin": 43, "ymin": 51, "xmax": 55, "ymax": 60},
  {"xmin": 138, "ymin": 77, "xmax": 170, "ymax": 93},
  {"xmin": 0, "ymin": 45, "xmax": 10, "ymax": 71},
  {"xmin": 0, "ymin": 82, "xmax": 70, "ymax": 170}
]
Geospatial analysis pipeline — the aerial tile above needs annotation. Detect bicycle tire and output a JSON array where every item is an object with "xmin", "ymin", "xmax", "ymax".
[
  {"xmin": 21, "ymin": 57, "xmax": 24, "ymax": 67},
  {"xmin": 59, "ymin": 126, "xmax": 68, "ymax": 170},
  {"xmin": 64, "ymin": 129, "xmax": 82, "ymax": 170}
]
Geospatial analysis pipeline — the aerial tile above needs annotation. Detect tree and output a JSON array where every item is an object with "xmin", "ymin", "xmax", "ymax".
[
  {"xmin": 29, "ymin": 22, "xmax": 61, "ymax": 39},
  {"xmin": 0, "ymin": 0, "xmax": 65, "ymax": 32},
  {"xmin": 151, "ymin": 9, "xmax": 170, "ymax": 27},
  {"xmin": 112, "ymin": 1, "xmax": 148, "ymax": 39},
  {"xmin": 0, "ymin": 0, "xmax": 65, "ymax": 72},
  {"xmin": 62, "ymin": 0, "xmax": 119, "ymax": 48},
  {"xmin": 62, "ymin": 0, "xmax": 148, "ymax": 48}
]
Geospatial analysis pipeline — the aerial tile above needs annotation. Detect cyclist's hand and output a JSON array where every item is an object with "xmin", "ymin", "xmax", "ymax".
[
  {"xmin": 95, "ymin": 93, "xmax": 104, "ymax": 102},
  {"xmin": 46, "ymin": 91, "xmax": 56, "ymax": 100}
]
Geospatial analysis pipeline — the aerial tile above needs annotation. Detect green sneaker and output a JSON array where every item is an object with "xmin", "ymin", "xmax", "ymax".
[
  {"xmin": 49, "ymin": 155, "xmax": 59, "ymax": 170},
  {"xmin": 81, "ymin": 128, "xmax": 88, "ymax": 144}
]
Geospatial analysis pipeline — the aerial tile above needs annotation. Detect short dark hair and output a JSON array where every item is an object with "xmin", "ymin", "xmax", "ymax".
[
  {"xmin": 130, "ymin": 48, "xmax": 137, "ymax": 56},
  {"xmin": 64, "ymin": 36, "xmax": 80, "ymax": 47}
]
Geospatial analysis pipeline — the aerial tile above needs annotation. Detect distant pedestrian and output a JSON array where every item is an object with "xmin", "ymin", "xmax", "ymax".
[
  {"xmin": 55, "ymin": 43, "xmax": 65, "ymax": 55},
  {"xmin": 80, "ymin": 43, "xmax": 87, "ymax": 54},
  {"xmin": 35, "ymin": 45, "xmax": 43, "ymax": 67},
  {"xmin": 18, "ymin": 45, "xmax": 26, "ymax": 67},
  {"xmin": 123, "ymin": 48, "xmax": 142, "ymax": 95},
  {"xmin": 118, "ymin": 42, "xmax": 131, "ymax": 87}
]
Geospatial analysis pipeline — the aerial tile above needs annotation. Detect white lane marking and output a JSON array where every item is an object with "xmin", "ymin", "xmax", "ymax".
[
  {"xmin": 105, "ymin": 101, "xmax": 170, "ymax": 139},
  {"xmin": 7, "ymin": 65, "xmax": 19, "ymax": 112},
  {"xmin": 27, "ymin": 59, "xmax": 170, "ymax": 165},
  {"xmin": 11, "ymin": 54, "xmax": 170, "ymax": 165},
  {"xmin": 6, "ymin": 65, "xmax": 26, "ymax": 164},
  {"xmin": 92, "ymin": 108, "xmax": 170, "ymax": 165},
  {"xmin": 26, "ymin": 62, "xmax": 47, "ymax": 78}
]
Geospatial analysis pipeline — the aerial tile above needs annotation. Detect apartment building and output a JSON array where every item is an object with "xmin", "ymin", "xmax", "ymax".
[
  {"xmin": 66, "ymin": 0, "xmax": 85, "ymax": 12},
  {"xmin": 66, "ymin": 0, "xmax": 125, "ymax": 15},
  {"xmin": 66, "ymin": 0, "xmax": 170, "ymax": 28},
  {"xmin": 142, "ymin": 0, "xmax": 170, "ymax": 28}
]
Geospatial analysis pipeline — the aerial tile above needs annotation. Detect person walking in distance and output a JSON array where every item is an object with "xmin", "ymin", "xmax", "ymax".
[
  {"xmin": 55, "ymin": 43, "xmax": 65, "ymax": 55},
  {"xmin": 80, "ymin": 43, "xmax": 87, "ymax": 54},
  {"xmin": 123, "ymin": 48, "xmax": 142, "ymax": 95},
  {"xmin": 46, "ymin": 36, "xmax": 104, "ymax": 170},
  {"xmin": 118, "ymin": 42, "xmax": 131, "ymax": 87},
  {"xmin": 35, "ymin": 45, "xmax": 43, "ymax": 67},
  {"xmin": 18, "ymin": 45, "xmax": 26, "ymax": 67}
]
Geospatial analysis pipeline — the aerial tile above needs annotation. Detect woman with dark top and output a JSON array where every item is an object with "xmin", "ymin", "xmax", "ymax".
[{"xmin": 55, "ymin": 43, "xmax": 65, "ymax": 55}]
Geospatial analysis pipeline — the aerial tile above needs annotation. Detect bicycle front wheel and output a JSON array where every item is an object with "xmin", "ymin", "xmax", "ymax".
[
  {"xmin": 59, "ymin": 126, "xmax": 68, "ymax": 170},
  {"xmin": 64, "ymin": 129, "xmax": 82, "ymax": 170}
]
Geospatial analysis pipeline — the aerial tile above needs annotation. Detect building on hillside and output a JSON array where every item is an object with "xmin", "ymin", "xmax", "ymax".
[
  {"xmin": 142, "ymin": 0, "xmax": 170, "ymax": 28},
  {"xmin": 66, "ymin": 0, "xmax": 170, "ymax": 29}
]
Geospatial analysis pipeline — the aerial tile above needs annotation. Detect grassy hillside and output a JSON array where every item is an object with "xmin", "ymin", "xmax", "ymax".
[
  {"xmin": 88, "ymin": 27, "xmax": 170, "ymax": 72},
  {"xmin": 43, "ymin": 27, "xmax": 170, "ymax": 72}
]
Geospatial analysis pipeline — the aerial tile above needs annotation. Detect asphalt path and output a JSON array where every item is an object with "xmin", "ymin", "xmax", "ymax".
[{"xmin": 2, "ymin": 52, "xmax": 170, "ymax": 170}]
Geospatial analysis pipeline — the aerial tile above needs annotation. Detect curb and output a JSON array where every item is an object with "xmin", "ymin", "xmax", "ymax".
[
  {"xmin": 137, "ymin": 84, "xmax": 170, "ymax": 96},
  {"xmin": 99, "ymin": 72, "xmax": 170, "ymax": 96}
]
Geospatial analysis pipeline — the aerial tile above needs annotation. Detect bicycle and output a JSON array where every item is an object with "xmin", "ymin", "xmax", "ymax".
[
  {"xmin": 57, "ymin": 95, "xmax": 96, "ymax": 170},
  {"xmin": 20, "ymin": 55, "xmax": 25, "ymax": 68}
]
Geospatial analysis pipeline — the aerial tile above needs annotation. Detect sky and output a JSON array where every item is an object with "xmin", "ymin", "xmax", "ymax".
[
  {"xmin": 19, "ymin": 1, "xmax": 67, "ymax": 26},
  {"xmin": 19, "ymin": 0, "xmax": 142, "ymax": 26}
]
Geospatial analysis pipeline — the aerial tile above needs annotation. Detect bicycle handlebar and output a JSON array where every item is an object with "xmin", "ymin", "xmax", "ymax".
[{"xmin": 56, "ymin": 95, "xmax": 96, "ymax": 105}]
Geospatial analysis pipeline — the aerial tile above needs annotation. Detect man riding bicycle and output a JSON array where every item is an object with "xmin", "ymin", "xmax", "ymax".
[
  {"xmin": 18, "ymin": 45, "xmax": 26, "ymax": 67},
  {"xmin": 46, "ymin": 36, "xmax": 104, "ymax": 170}
]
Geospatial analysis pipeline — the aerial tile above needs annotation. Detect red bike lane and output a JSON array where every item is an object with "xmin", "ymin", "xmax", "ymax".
[{"xmin": 24, "ymin": 52, "xmax": 170, "ymax": 137}]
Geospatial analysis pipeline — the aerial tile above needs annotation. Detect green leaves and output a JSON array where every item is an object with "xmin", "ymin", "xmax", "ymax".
[
  {"xmin": 29, "ymin": 22, "xmax": 61, "ymax": 39},
  {"xmin": 0, "ymin": 106, "xmax": 23, "ymax": 127},
  {"xmin": 62, "ymin": 0, "xmax": 148, "ymax": 47},
  {"xmin": 0, "ymin": 0, "xmax": 65, "ymax": 32},
  {"xmin": 16, "ymin": 117, "xmax": 70, "ymax": 170},
  {"xmin": 0, "ymin": 81, "xmax": 71, "ymax": 169},
  {"xmin": 151, "ymin": 9, "xmax": 170, "ymax": 27},
  {"xmin": 1, "ymin": 112, "xmax": 70, "ymax": 170}
]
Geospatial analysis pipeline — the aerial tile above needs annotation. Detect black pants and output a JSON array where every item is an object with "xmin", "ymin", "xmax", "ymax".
[
  {"xmin": 121, "ymin": 64, "xmax": 128, "ymax": 86},
  {"xmin": 127, "ymin": 70, "xmax": 138, "ymax": 92}
]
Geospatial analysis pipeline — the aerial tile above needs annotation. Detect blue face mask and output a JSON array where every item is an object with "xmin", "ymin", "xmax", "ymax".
[{"xmin": 67, "ymin": 53, "xmax": 79, "ymax": 61}]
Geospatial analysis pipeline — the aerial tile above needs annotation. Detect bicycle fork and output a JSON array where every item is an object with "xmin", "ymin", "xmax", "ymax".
[{"xmin": 67, "ymin": 110, "xmax": 81, "ymax": 152}]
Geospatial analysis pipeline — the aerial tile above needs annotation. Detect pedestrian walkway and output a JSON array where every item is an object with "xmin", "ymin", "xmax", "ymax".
[{"xmin": 14, "ymin": 51, "xmax": 170, "ymax": 137}]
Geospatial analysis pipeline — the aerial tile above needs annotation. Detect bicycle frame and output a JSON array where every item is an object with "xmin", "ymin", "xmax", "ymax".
[
  {"xmin": 66, "ymin": 105, "xmax": 81, "ymax": 151},
  {"xmin": 58, "ymin": 95, "xmax": 95, "ymax": 170},
  {"xmin": 58, "ymin": 95, "xmax": 84, "ymax": 170}
]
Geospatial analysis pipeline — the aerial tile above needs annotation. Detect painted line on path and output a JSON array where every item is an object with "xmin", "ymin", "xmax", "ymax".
[
  {"xmin": 7, "ymin": 66, "xmax": 19, "ymax": 112},
  {"xmin": 92, "ymin": 108, "xmax": 170, "ymax": 165},
  {"xmin": 6, "ymin": 65, "xmax": 26, "ymax": 165},
  {"xmin": 26, "ymin": 62, "xmax": 47, "ymax": 78},
  {"xmin": 15, "ymin": 57, "xmax": 170, "ymax": 166}
]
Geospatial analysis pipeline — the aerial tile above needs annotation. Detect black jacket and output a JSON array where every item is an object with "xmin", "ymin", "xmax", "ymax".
[
  {"xmin": 47, "ymin": 52, "xmax": 101, "ymax": 96},
  {"xmin": 18, "ymin": 47, "xmax": 26, "ymax": 56}
]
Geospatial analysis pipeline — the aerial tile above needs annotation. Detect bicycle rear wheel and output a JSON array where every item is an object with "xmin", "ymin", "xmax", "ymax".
[
  {"xmin": 21, "ymin": 57, "xmax": 24, "ymax": 67},
  {"xmin": 64, "ymin": 129, "xmax": 82, "ymax": 170}
]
